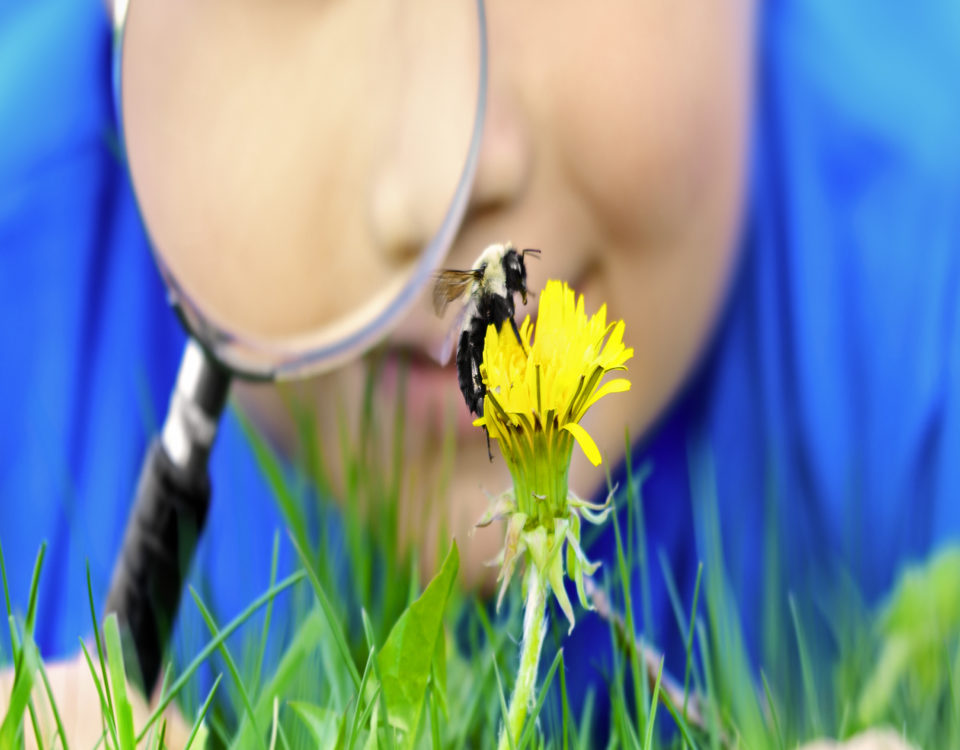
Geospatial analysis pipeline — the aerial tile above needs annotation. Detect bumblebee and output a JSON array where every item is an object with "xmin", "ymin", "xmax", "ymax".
[{"xmin": 433, "ymin": 242, "xmax": 539, "ymax": 455}]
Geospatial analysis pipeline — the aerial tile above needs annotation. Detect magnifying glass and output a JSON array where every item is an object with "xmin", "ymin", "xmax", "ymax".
[{"xmin": 104, "ymin": 0, "xmax": 488, "ymax": 691}]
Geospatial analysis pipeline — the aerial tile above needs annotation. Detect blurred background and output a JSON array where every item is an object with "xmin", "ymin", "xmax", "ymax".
[{"xmin": 2, "ymin": 0, "xmax": 960, "ymax": 745}]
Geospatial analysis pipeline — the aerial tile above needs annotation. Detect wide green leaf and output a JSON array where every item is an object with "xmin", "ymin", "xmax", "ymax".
[{"xmin": 377, "ymin": 541, "xmax": 459, "ymax": 748}]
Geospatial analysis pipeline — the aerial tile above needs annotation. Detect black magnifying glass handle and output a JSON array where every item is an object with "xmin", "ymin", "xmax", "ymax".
[{"xmin": 105, "ymin": 339, "xmax": 231, "ymax": 693}]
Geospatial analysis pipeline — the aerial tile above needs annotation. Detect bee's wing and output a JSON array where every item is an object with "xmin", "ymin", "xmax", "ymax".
[
  {"xmin": 435, "ymin": 295, "xmax": 476, "ymax": 366},
  {"xmin": 432, "ymin": 269, "xmax": 480, "ymax": 316}
]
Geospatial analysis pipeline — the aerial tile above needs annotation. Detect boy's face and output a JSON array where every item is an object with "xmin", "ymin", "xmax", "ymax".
[
  {"xmin": 255, "ymin": 0, "xmax": 753, "ymax": 581},
  {"xmin": 124, "ymin": 0, "xmax": 755, "ymax": 580}
]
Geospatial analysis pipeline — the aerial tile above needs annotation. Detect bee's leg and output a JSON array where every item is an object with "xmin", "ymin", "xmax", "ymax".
[
  {"xmin": 462, "ymin": 321, "xmax": 495, "ymax": 461},
  {"xmin": 475, "ymin": 379, "xmax": 493, "ymax": 462}
]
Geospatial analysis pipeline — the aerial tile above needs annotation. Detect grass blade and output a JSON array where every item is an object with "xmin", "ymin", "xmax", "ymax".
[
  {"xmin": 610, "ymin": 485, "xmax": 645, "ymax": 737},
  {"xmin": 86, "ymin": 563, "xmax": 119, "ymax": 749},
  {"xmin": 656, "ymin": 551, "xmax": 705, "ymax": 711},
  {"xmin": 576, "ymin": 690, "xmax": 595, "ymax": 750},
  {"xmin": 517, "ymin": 647, "xmax": 564, "ymax": 749},
  {"xmin": 623, "ymin": 432, "xmax": 653, "ymax": 636},
  {"xmin": 79, "ymin": 640, "xmax": 112, "ymax": 725},
  {"xmin": 289, "ymin": 532, "xmax": 362, "ymax": 690},
  {"xmin": 684, "ymin": 562, "xmax": 704, "ymax": 717},
  {"xmin": 366, "ymin": 638, "xmax": 395, "ymax": 750},
  {"xmin": 236, "ymin": 608, "xmax": 326, "ymax": 746},
  {"xmin": 156, "ymin": 718, "xmax": 167, "ymax": 750},
  {"xmin": 361, "ymin": 608, "xmax": 376, "ymax": 653},
  {"xmin": 789, "ymin": 594, "xmax": 822, "ymax": 737},
  {"xmin": 188, "ymin": 586, "xmax": 268, "ymax": 750},
  {"xmin": 35, "ymin": 654, "xmax": 71, "ymax": 750},
  {"xmin": 238, "ymin": 411, "xmax": 311, "ymax": 561},
  {"xmin": 493, "ymin": 656, "xmax": 516, "ymax": 750},
  {"xmin": 251, "ymin": 529, "xmax": 281, "ymax": 697},
  {"xmin": 657, "ymin": 687, "xmax": 700, "ymax": 750},
  {"xmin": 642, "ymin": 657, "xmax": 664, "ymax": 750},
  {"xmin": 23, "ymin": 542, "xmax": 46, "ymax": 641},
  {"xmin": 269, "ymin": 697, "xmax": 279, "ymax": 750},
  {"xmin": 137, "ymin": 569, "xmax": 305, "ymax": 741},
  {"xmin": 696, "ymin": 620, "xmax": 720, "ymax": 750},
  {"xmin": 0, "ymin": 627, "xmax": 39, "ymax": 747},
  {"xmin": 103, "ymin": 613, "xmax": 136, "ymax": 750},
  {"xmin": 185, "ymin": 673, "xmax": 222, "ymax": 750},
  {"xmin": 761, "ymin": 669, "xmax": 785, "ymax": 750},
  {"xmin": 560, "ymin": 653, "xmax": 570, "ymax": 750},
  {"xmin": 26, "ymin": 700, "xmax": 44, "ymax": 750},
  {"xmin": 348, "ymin": 647, "xmax": 376, "ymax": 748},
  {"xmin": 354, "ymin": 685, "xmax": 383, "ymax": 746},
  {"xmin": 0, "ymin": 538, "xmax": 15, "ymax": 661}
]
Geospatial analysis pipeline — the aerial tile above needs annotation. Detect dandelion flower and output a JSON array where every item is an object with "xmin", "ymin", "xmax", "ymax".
[
  {"xmin": 471, "ymin": 279, "xmax": 633, "ymax": 749},
  {"xmin": 475, "ymin": 279, "xmax": 633, "ymax": 626}
]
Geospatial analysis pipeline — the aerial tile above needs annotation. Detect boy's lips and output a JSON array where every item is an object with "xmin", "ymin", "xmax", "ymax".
[
  {"xmin": 381, "ymin": 348, "xmax": 478, "ymax": 436},
  {"xmin": 386, "ymin": 308, "xmax": 541, "ymax": 433}
]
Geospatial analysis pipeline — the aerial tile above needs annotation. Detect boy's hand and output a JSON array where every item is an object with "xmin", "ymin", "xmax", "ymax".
[{"xmin": 0, "ymin": 653, "xmax": 191, "ymax": 749}]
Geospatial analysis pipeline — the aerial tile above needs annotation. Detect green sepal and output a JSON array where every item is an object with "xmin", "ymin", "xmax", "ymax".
[
  {"xmin": 578, "ymin": 504, "xmax": 613, "ymax": 525},
  {"xmin": 497, "ymin": 513, "xmax": 528, "ymax": 611},
  {"xmin": 572, "ymin": 556, "xmax": 591, "ymax": 612},
  {"xmin": 563, "ymin": 515, "xmax": 594, "ymax": 612},
  {"xmin": 541, "ymin": 518, "xmax": 569, "ymax": 580},
  {"xmin": 566, "ymin": 535, "xmax": 577, "ymax": 587},
  {"xmin": 565, "ymin": 519, "xmax": 601, "ymax": 577},
  {"xmin": 547, "ymin": 541, "xmax": 575, "ymax": 634},
  {"xmin": 568, "ymin": 485, "xmax": 616, "ymax": 513},
  {"xmin": 475, "ymin": 491, "xmax": 517, "ymax": 529},
  {"xmin": 568, "ymin": 486, "xmax": 615, "ymax": 525},
  {"xmin": 566, "ymin": 513, "xmax": 582, "ymax": 581},
  {"xmin": 523, "ymin": 526, "xmax": 549, "ymax": 574}
]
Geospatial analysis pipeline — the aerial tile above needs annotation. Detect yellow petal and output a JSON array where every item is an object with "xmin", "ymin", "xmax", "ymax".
[
  {"xmin": 581, "ymin": 378, "xmax": 631, "ymax": 413},
  {"xmin": 608, "ymin": 346, "xmax": 634, "ymax": 369},
  {"xmin": 561, "ymin": 422, "xmax": 602, "ymax": 466}
]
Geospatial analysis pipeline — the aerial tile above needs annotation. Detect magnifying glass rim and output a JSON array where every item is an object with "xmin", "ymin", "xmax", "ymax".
[{"xmin": 112, "ymin": 0, "xmax": 488, "ymax": 382}]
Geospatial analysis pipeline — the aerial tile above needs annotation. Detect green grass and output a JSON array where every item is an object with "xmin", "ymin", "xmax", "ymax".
[{"xmin": 2, "ymin": 360, "xmax": 960, "ymax": 748}]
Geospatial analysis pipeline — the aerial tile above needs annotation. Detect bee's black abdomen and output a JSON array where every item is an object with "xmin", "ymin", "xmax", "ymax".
[
  {"xmin": 457, "ymin": 327, "xmax": 483, "ymax": 416},
  {"xmin": 457, "ymin": 290, "xmax": 524, "ymax": 418}
]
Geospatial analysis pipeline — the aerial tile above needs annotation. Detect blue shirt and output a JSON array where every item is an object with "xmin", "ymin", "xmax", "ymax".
[{"xmin": 3, "ymin": 0, "xmax": 960, "ymax": 719}]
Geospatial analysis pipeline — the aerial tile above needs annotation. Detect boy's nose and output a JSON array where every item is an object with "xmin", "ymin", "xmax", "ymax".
[
  {"xmin": 369, "ymin": 3, "xmax": 530, "ymax": 266},
  {"xmin": 370, "ymin": 89, "xmax": 531, "ymax": 264},
  {"xmin": 465, "ymin": 92, "xmax": 531, "ymax": 221},
  {"xmin": 368, "ymin": 0, "xmax": 480, "ymax": 265}
]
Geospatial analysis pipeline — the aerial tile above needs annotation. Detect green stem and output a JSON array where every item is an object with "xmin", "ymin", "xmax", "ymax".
[{"xmin": 499, "ymin": 564, "xmax": 547, "ymax": 750}]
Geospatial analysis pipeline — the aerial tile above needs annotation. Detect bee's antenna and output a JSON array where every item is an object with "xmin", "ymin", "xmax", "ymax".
[{"xmin": 522, "ymin": 248, "xmax": 541, "ymax": 260}]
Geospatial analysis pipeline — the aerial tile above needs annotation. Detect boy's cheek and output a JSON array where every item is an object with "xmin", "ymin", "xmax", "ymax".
[
  {"xmin": 534, "ymin": 3, "xmax": 754, "ymax": 464},
  {"xmin": 536, "ymin": 1, "xmax": 753, "ymax": 248}
]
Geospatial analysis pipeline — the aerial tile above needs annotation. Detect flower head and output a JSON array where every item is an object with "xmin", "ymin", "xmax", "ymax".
[{"xmin": 473, "ymin": 280, "xmax": 633, "ymax": 630}]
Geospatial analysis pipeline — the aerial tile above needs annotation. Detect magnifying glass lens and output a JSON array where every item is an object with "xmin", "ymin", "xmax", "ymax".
[
  {"xmin": 122, "ymin": 0, "xmax": 483, "ymax": 377},
  {"xmin": 109, "ymin": 0, "xmax": 486, "ymax": 691}
]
